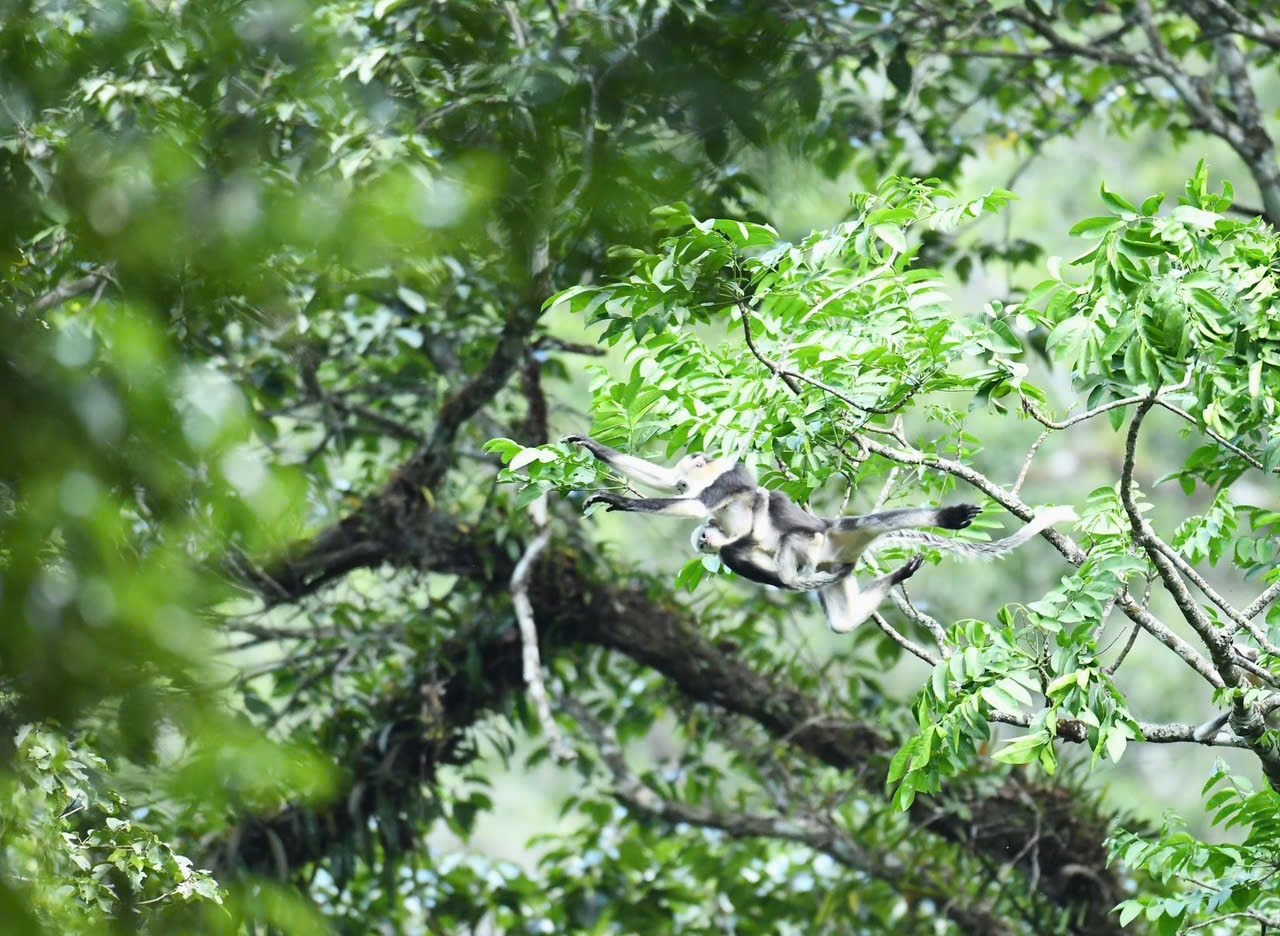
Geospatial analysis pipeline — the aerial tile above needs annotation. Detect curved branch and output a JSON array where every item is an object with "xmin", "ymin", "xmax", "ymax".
[
  {"xmin": 213, "ymin": 521, "xmax": 1131, "ymax": 932},
  {"xmin": 565, "ymin": 698, "xmax": 1016, "ymax": 935}
]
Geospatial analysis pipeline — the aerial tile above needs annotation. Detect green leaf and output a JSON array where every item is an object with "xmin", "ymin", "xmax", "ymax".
[
  {"xmin": 1022, "ymin": 279, "xmax": 1061, "ymax": 309},
  {"xmin": 979, "ymin": 684, "xmax": 1022, "ymax": 712},
  {"xmin": 1118, "ymin": 901, "xmax": 1144, "ymax": 926},
  {"xmin": 1172, "ymin": 205, "xmax": 1221, "ymax": 229},
  {"xmin": 873, "ymin": 223, "xmax": 907, "ymax": 254},
  {"xmin": 992, "ymin": 733, "xmax": 1047, "ymax": 765},
  {"xmin": 887, "ymin": 44, "xmax": 912, "ymax": 95},
  {"xmin": 984, "ymin": 318, "xmax": 1023, "ymax": 354},
  {"xmin": 1105, "ymin": 727, "xmax": 1127, "ymax": 763},
  {"xmin": 1100, "ymin": 182, "xmax": 1137, "ymax": 215},
  {"xmin": 1068, "ymin": 216, "xmax": 1123, "ymax": 238}
]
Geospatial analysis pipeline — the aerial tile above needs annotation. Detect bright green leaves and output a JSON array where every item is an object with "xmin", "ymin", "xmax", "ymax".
[
  {"xmin": 1029, "ymin": 165, "xmax": 1280, "ymax": 490},
  {"xmin": 538, "ymin": 178, "xmax": 1018, "ymax": 503},
  {"xmin": 888, "ymin": 621, "xmax": 1040, "ymax": 809},
  {"xmin": 1110, "ymin": 762, "xmax": 1280, "ymax": 933},
  {"xmin": 1173, "ymin": 490, "xmax": 1238, "ymax": 566},
  {"xmin": 1068, "ymin": 215, "xmax": 1126, "ymax": 239},
  {"xmin": 485, "ymin": 436, "xmax": 602, "ymax": 511},
  {"xmin": 1099, "ymin": 181, "xmax": 1138, "ymax": 216}
]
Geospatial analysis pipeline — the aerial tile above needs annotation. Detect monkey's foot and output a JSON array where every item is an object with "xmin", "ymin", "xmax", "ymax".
[
  {"xmin": 891, "ymin": 554, "xmax": 925, "ymax": 584},
  {"xmin": 937, "ymin": 504, "xmax": 982, "ymax": 529}
]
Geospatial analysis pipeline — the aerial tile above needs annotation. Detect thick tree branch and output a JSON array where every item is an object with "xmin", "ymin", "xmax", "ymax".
[
  {"xmin": 216, "ymin": 518, "xmax": 1131, "ymax": 933},
  {"xmin": 1184, "ymin": 0, "xmax": 1280, "ymax": 223},
  {"xmin": 1120, "ymin": 400, "xmax": 1280, "ymax": 785},
  {"xmin": 242, "ymin": 228, "xmax": 555, "ymax": 603},
  {"xmin": 1119, "ymin": 400, "xmax": 1239, "ymax": 683},
  {"xmin": 27, "ymin": 268, "xmax": 112, "ymax": 314}
]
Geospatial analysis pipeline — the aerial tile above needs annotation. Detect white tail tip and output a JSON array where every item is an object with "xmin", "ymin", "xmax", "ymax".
[{"xmin": 1036, "ymin": 505, "xmax": 1078, "ymax": 526}]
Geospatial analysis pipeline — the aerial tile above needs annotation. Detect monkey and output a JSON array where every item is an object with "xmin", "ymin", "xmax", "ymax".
[
  {"xmin": 563, "ymin": 433, "xmax": 767, "ymax": 555},
  {"xmin": 690, "ymin": 490, "xmax": 929, "ymax": 632},
  {"xmin": 692, "ymin": 494, "xmax": 1076, "ymax": 632},
  {"xmin": 566, "ymin": 434, "xmax": 1075, "ymax": 632}
]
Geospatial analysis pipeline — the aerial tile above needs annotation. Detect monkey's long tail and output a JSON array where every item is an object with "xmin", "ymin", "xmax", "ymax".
[
  {"xmin": 874, "ymin": 505, "xmax": 1078, "ymax": 560},
  {"xmin": 1192, "ymin": 711, "xmax": 1231, "ymax": 742}
]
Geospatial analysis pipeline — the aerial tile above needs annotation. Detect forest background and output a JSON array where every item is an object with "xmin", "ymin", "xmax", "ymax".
[{"xmin": 5, "ymin": 1, "xmax": 1280, "ymax": 933}]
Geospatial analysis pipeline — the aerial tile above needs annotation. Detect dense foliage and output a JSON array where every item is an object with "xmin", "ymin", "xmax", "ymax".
[{"xmin": 7, "ymin": 1, "xmax": 1280, "ymax": 934}]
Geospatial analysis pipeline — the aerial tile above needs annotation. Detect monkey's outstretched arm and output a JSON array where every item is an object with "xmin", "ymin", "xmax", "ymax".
[
  {"xmin": 583, "ymin": 491, "xmax": 709, "ymax": 518},
  {"xmin": 564, "ymin": 434, "xmax": 684, "ymax": 491}
]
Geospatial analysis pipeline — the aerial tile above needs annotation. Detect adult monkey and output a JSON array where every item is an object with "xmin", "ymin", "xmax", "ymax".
[{"xmin": 565, "ymin": 434, "xmax": 1073, "ymax": 632}]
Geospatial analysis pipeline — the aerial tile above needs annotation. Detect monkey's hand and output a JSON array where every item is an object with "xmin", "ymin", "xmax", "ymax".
[
  {"xmin": 583, "ymin": 492, "xmax": 627, "ymax": 512},
  {"xmin": 936, "ymin": 504, "xmax": 982, "ymax": 530},
  {"xmin": 562, "ymin": 433, "xmax": 601, "ymax": 452},
  {"xmin": 889, "ymin": 554, "xmax": 925, "ymax": 585}
]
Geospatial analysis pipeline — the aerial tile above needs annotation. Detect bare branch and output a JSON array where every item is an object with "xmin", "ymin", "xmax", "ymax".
[
  {"xmin": 511, "ymin": 496, "xmax": 574, "ymax": 763},
  {"xmin": 986, "ymin": 708, "xmax": 1245, "ymax": 747},
  {"xmin": 1119, "ymin": 400, "xmax": 1239, "ymax": 683},
  {"xmin": 1241, "ymin": 579, "xmax": 1280, "ymax": 623},
  {"xmin": 1186, "ymin": 0, "xmax": 1280, "ymax": 222},
  {"xmin": 869, "ymin": 611, "xmax": 939, "ymax": 666},
  {"xmin": 1148, "ymin": 535, "xmax": 1280, "ymax": 660},
  {"xmin": 28, "ymin": 267, "xmax": 113, "ymax": 314},
  {"xmin": 1021, "ymin": 392, "xmax": 1149, "ymax": 431},
  {"xmin": 1103, "ymin": 623, "xmax": 1141, "ymax": 676},
  {"xmin": 1012, "ymin": 427, "xmax": 1051, "ymax": 497},
  {"xmin": 564, "ymin": 699, "xmax": 1015, "ymax": 935}
]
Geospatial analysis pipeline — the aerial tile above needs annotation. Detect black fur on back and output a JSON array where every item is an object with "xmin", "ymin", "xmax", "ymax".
[
  {"xmin": 767, "ymin": 491, "xmax": 828, "ymax": 535},
  {"xmin": 697, "ymin": 462, "xmax": 756, "ymax": 506}
]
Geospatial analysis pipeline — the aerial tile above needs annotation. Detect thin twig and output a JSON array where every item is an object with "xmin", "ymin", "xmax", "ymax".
[
  {"xmin": 1103, "ymin": 623, "xmax": 1141, "ymax": 676},
  {"xmin": 869, "ymin": 611, "xmax": 939, "ymax": 666},
  {"xmin": 1011, "ymin": 427, "xmax": 1050, "ymax": 496}
]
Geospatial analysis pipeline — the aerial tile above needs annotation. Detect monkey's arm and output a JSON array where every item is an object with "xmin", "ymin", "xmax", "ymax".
[
  {"xmin": 583, "ymin": 491, "xmax": 708, "ymax": 518},
  {"xmin": 564, "ymin": 434, "xmax": 683, "ymax": 491}
]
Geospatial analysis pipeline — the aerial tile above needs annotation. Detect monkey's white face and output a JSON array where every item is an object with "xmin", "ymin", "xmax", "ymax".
[
  {"xmin": 673, "ymin": 453, "xmax": 730, "ymax": 495},
  {"xmin": 691, "ymin": 521, "xmax": 731, "ymax": 554}
]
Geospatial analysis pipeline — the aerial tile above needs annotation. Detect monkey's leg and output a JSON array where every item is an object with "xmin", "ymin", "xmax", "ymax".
[
  {"xmin": 774, "ymin": 533, "xmax": 853, "ymax": 591},
  {"xmin": 822, "ymin": 505, "xmax": 981, "ymax": 565},
  {"xmin": 564, "ymin": 435, "xmax": 683, "ymax": 491},
  {"xmin": 582, "ymin": 492, "xmax": 708, "ymax": 518},
  {"xmin": 820, "ymin": 556, "xmax": 924, "ymax": 634}
]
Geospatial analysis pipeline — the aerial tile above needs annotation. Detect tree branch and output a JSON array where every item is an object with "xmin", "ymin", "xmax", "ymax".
[
  {"xmin": 1119, "ymin": 400, "xmax": 1239, "ymax": 683},
  {"xmin": 213, "ymin": 522, "xmax": 1131, "ymax": 932},
  {"xmin": 564, "ymin": 698, "xmax": 1016, "ymax": 935},
  {"xmin": 27, "ymin": 268, "xmax": 113, "ymax": 314},
  {"xmin": 1120, "ymin": 399, "xmax": 1280, "ymax": 784}
]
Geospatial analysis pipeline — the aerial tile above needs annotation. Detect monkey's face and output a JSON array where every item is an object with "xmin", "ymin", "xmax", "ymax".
[
  {"xmin": 673, "ymin": 453, "xmax": 731, "ymax": 495},
  {"xmin": 691, "ymin": 522, "xmax": 728, "ymax": 553}
]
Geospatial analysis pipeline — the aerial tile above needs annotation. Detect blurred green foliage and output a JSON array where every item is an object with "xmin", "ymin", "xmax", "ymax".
[{"xmin": 6, "ymin": 0, "xmax": 1280, "ymax": 933}]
